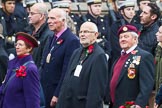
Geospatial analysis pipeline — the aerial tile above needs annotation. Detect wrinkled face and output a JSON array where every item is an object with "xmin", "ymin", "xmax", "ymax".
[
  {"xmin": 119, "ymin": 32, "xmax": 137, "ymax": 51},
  {"xmin": 88, "ymin": 3, "xmax": 102, "ymax": 16},
  {"xmin": 122, "ymin": 7, "xmax": 135, "ymax": 19},
  {"xmin": 140, "ymin": 5, "xmax": 153, "ymax": 26},
  {"xmin": 139, "ymin": 1, "xmax": 150, "ymax": 10},
  {"xmin": 79, "ymin": 23, "xmax": 98, "ymax": 47},
  {"xmin": 28, "ymin": 6, "xmax": 42, "ymax": 25},
  {"xmin": 47, "ymin": 10, "xmax": 64, "ymax": 32},
  {"xmin": 15, "ymin": 40, "xmax": 31, "ymax": 56},
  {"xmin": 156, "ymin": 26, "xmax": 162, "ymax": 42},
  {"xmin": 2, "ymin": 1, "xmax": 15, "ymax": 14}
]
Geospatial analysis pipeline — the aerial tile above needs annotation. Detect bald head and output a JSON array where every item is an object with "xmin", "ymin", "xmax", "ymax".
[{"xmin": 80, "ymin": 22, "xmax": 98, "ymax": 32}]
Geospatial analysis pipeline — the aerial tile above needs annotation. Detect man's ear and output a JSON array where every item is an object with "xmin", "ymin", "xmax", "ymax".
[
  {"xmin": 120, "ymin": 10, "xmax": 124, "ymax": 15},
  {"xmin": 95, "ymin": 32, "xmax": 99, "ymax": 38},
  {"xmin": 151, "ymin": 14, "xmax": 157, "ymax": 20}
]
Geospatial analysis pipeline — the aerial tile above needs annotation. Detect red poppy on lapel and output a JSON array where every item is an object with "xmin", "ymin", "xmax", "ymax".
[
  {"xmin": 87, "ymin": 45, "xmax": 94, "ymax": 54},
  {"xmin": 16, "ymin": 66, "xmax": 27, "ymax": 78},
  {"xmin": 119, "ymin": 101, "xmax": 135, "ymax": 108},
  {"xmin": 131, "ymin": 50, "xmax": 138, "ymax": 55},
  {"xmin": 57, "ymin": 39, "xmax": 64, "ymax": 45}
]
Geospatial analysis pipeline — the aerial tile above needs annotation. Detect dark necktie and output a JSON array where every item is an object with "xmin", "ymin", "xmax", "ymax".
[{"xmin": 50, "ymin": 35, "xmax": 57, "ymax": 48}]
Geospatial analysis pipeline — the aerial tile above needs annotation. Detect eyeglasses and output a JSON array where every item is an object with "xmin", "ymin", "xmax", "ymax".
[
  {"xmin": 28, "ymin": 12, "xmax": 41, "ymax": 16},
  {"xmin": 79, "ymin": 30, "xmax": 96, "ymax": 34}
]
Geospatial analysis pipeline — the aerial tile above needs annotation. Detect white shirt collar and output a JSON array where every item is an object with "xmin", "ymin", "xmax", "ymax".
[{"xmin": 121, "ymin": 44, "xmax": 137, "ymax": 55}]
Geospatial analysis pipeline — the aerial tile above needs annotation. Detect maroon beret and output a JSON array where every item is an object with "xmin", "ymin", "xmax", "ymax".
[
  {"xmin": 117, "ymin": 25, "xmax": 139, "ymax": 36},
  {"xmin": 16, "ymin": 32, "xmax": 38, "ymax": 48}
]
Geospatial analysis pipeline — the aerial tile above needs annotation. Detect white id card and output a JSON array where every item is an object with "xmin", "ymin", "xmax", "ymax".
[{"xmin": 74, "ymin": 65, "xmax": 82, "ymax": 77}]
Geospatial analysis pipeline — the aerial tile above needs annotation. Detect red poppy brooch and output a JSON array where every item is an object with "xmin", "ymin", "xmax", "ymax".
[
  {"xmin": 57, "ymin": 39, "xmax": 64, "ymax": 45},
  {"xmin": 86, "ymin": 45, "xmax": 94, "ymax": 56},
  {"xmin": 16, "ymin": 66, "xmax": 27, "ymax": 78},
  {"xmin": 119, "ymin": 101, "xmax": 135, "ymax": 108}
]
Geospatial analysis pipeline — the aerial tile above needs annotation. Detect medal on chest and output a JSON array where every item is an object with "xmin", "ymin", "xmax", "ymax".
[{"xmin": 46, "ymin": 53, "xmax": 51, "ymax": 63}]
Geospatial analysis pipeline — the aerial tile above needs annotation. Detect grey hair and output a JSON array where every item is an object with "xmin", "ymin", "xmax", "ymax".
[
  {"xmin": 55, "ymin": 8, "xmax": 67, "ymax": 27},
  {"xmin": 34, "ymin": 3, "xmax": 48, "ymax": 18},
  {"xmin": 130, "ymin": 32, "xmax": 138, "ymax": 43},
  {"xmin": 130, "ymin": 32, "xmax": 138, "ymax": 38}
]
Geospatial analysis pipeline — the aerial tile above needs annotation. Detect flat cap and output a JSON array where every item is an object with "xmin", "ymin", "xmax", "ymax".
[
  {"xmin": 86, "ymin": 0, "xmax": 102, "ymax": 5},
  {"xmin": 52, "ymin": 1, "xmax": 71, "ymax": 8},
  {"xmin": 117, "ymin": 25, "xmax": 139, "ymax": 36},
  {"xmin": 119, "ymin": 1, "xmax": 135, "ymax": 10},
  {"xmin": 16, "ymin": 32, "xmax": 38, "ymax": 48}
]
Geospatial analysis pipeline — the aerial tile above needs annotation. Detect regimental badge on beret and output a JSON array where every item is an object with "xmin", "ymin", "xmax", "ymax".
[{"xmin": 123, "ymin": 26, "xmax": 128, "ymax": 32}]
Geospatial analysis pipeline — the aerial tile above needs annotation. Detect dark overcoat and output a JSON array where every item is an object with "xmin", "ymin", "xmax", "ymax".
[{"xmin": 56, "ymin": 43, "xmax": 108, "ymax": 108}]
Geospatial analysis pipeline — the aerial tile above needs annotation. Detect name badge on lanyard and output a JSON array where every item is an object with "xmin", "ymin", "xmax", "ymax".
[{"xmin": 74, "ymin": 65, "xmax": 82, "ymax": 77}]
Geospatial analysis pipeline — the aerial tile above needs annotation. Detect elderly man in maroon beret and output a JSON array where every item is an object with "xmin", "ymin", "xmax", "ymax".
[{"xmin": 108, "ymin": 25, "xmax": 155, "ymax": 108}]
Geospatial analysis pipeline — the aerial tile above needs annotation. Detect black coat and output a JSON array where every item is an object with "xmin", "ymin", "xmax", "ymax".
[
  {"xmin": 0, "ymin": 39, "xmax": 8, "ymax": 85},
  {"xmin": 138, "ymin": 22, "xmax": 159, "ymax": 56},
  {"xmin": 56, "ymin": 43, "xmax": 108, "ymax": 108},
  {"xmin": 25, "ymin": 22, "xmax": 53, "ymax": 68}
]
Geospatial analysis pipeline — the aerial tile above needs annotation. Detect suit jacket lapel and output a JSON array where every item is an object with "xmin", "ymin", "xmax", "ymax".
[
  {"xmin": 69, "ymin": 48, "xmax": 82, "ymax": 75},
  {"xmin": 52, "ymin": 29, "xmax": 69, "ymax": 52}
]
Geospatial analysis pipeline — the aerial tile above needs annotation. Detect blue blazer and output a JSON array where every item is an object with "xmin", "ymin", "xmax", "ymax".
[
  {"xmin": 0, "ymin": 55, "xmax": 40, "ymax": 108},
  {"xmin": 40, "ymin": 28, "xmax": 80, "ymax": 107}
]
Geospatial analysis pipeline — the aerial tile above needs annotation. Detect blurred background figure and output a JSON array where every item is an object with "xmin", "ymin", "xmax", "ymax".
[
  {"xmin": 0, "ymin": 24, "xmax": 8, "ymax": 86},
  {"xmin": 154, "ymin": 25, "xmax": 162, "ymax": 108},
  {"xmin": 25, "ymin": 2, "xmax": 53, "ymax": 68},
  {"xmin": 14, "ymin": 0, "xmax": 29, "ymax": 33},
  {"xmin": 110, "ymin": 0, "xmax": 140, "ymax": 66},
  {"xmin": 133, "ymin": 0, "xmax": 151, "ymax": 25},
  {"xmin": 138, "ymin": 3, "xmax": 160, "ymax": 56},
  {"xmin": 156, "ymin": 0, "xmax": 162, "ymax": 26},
  {"xmin": 0, "ymin": 0, "xmax": 28, "ymax": 55}
]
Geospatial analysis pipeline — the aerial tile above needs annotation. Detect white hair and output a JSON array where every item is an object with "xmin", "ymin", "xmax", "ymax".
[
  {"xmin": 89, "ymin": 22, "xmax": 98, "ymax": 32},
  {"xmin": 130, "ymin": 32, "xmax": 138, "ymax": 38}
]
